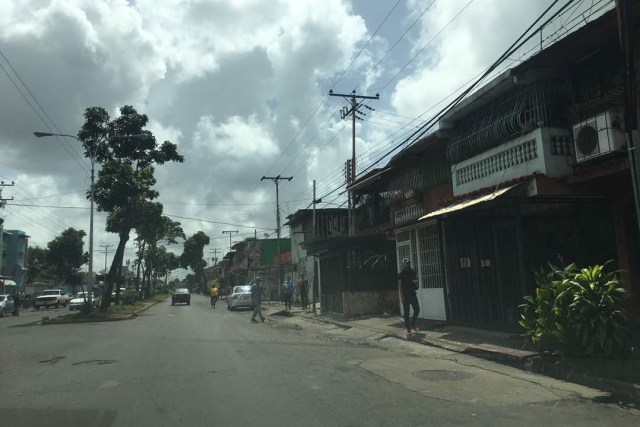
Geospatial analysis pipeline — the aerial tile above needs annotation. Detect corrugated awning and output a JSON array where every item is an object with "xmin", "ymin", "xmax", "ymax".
[
  {"xmin": 346, "ymin": 167, "xmax": 392, "ymax": 192},
  {"xmin": 419, "ymin": 184, "xmax": 520, "ymax": 220}
]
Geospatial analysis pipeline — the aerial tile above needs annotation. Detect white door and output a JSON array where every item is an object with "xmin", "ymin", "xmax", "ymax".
[
  {"xmin": 395, "ymin": 231, "xmax": 413, "ymax": 316},
  {"xmin": 415, "ymin": 223, "xmax": 447, "ymax": 321}
]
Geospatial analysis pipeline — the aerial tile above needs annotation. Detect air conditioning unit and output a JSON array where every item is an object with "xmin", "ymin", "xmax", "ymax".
[{"xmin": 572, "ymin": 110, "xmax": 626, "ymax": 163}]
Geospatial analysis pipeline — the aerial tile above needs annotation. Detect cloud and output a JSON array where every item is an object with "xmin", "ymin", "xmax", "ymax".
[{"xmin": 0, "ymin": 0, "xmax": 610, "ymax": 277}]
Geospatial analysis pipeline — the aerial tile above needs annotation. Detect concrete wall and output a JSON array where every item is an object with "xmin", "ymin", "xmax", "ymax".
[{"xmin": 342, "ymin": 289, "xmax": 400, "ymax": 317}]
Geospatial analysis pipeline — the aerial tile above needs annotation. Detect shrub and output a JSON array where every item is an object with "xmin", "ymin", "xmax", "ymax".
[{"xmin": 519, "ymin": 262, "xmax": 628, "ymax": 355}]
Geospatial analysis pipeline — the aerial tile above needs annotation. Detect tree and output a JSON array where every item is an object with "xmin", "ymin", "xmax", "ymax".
[
  {"xmin": 78, "ymin": 105, "xmax": 184, "ymax": 309},
  {"xmin": 134, "ymin": 202, "xmax": 184, "ymax": 297},
  {"xmin": 46, "ymin": 228, "xmax": 89, "ymax": 291},
  {"xmin": 180, "ymin": 232, "xmax": 210, "ymax": 291},
  {"xmin": 26, "ymin": 246, "xmax": 52, "ymax": 283}
]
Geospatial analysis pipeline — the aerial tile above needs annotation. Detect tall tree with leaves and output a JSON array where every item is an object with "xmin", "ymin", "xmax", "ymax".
[
  {"xmin": 46, "ymin": 228, "xmax": 89, "ymax": 291},
  {"xmin": 180, "ymin": 231, "xmax": 210, "ymax": 290},
  {"xmin": 78, "ymin": 105, "xmax": 184, "ymax": 309},
  {"xmin": 134, "ymin": 202, "xmax": 184, "ymax": 297}
]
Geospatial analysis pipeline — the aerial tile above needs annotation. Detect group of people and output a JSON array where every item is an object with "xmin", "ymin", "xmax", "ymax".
[
  {"xmin": 282, "ymin": 275, "xmax": 309, "ymax": 310},
  {"xmin": 210, "ymin": 262, "xmax": 419, "ymax": 333}
]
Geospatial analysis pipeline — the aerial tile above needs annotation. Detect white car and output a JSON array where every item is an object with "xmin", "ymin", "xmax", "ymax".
[
  {"xmin": 34, "ymin": 289, "xmax": 70, "ymax": 309},
  {"xmin": 68, "ymin": 292, "xmax": 100, "ymax": 310},
  {"xmin": 0, "ymin": 294, "xmax": 15, "ymax": 317},
  {"xmin": 227, "ymin": 285, "xmax": 254, "ymax": 310}
]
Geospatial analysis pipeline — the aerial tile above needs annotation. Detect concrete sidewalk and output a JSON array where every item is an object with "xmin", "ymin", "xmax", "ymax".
[{"xmin": 268, "ymin": 302, "xmax": 640, "ymax": 405}]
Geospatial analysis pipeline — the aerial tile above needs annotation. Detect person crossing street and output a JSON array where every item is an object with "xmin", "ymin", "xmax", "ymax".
[{"xmin": 250, "ymin": 277, "xmax": 267, "ymax": 323}]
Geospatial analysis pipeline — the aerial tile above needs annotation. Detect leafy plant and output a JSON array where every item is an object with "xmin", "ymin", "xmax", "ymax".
[{"xmin": 520, "ymin": 262, "xmax": 628, "ymax": 355}]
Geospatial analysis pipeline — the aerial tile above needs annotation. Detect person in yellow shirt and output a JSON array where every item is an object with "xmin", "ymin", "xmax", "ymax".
[{"xmin": 210, "ymin": 285, "xmax": 219, "ymax": 308}]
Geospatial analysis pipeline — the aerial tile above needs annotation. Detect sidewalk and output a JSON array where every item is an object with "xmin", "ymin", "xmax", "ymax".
[{"xmin": 268, "ymin": 302, "xmax": 640, "ymax": 405}]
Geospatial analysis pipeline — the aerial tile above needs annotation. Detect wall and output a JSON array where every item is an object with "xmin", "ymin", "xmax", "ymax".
[{"xmin": 342, "ymin": 289, "xmax": 399, "ymax": 317}]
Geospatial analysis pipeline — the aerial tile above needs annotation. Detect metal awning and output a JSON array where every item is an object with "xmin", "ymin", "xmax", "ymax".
[
  {"xmin": 419, "ymin": 184, "xmax": 520, "ymax": 220},
  {"xmin": 346, "ymin": 167, "xmax": 392, "ymax": 192}
]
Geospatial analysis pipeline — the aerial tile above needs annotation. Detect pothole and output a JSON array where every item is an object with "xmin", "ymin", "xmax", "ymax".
[
  {"xmin": 72, "ymin": 360, "xmax": 117, "ymax": 366},
  {"xmin": 39, "ymin": 356, "xmax": 65, "ymax": 364},
  {"xmin": 412, "ymin": 369, "xmax": 475, "ymax": 381}
]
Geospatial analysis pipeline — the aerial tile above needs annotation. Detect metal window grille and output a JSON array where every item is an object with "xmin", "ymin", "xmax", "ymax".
[{"xmin": 417, "ymin": 225, "xmax": 444, "ymax": 289}]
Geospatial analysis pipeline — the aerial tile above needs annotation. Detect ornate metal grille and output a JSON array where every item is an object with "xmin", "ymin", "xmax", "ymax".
[{"xmin": 446, "ymin": 81, "xmax": 568, "ymax": 163}]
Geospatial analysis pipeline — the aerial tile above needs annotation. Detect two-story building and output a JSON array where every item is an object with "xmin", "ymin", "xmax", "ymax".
[{"xmin": 348, "ymin": 8, "xmax": 639, "ymax": 330}]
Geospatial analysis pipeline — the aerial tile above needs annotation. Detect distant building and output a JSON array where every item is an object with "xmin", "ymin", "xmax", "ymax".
[{"xmin": 1, "ymin": 229, "xmax": 29, "ymax": 288}]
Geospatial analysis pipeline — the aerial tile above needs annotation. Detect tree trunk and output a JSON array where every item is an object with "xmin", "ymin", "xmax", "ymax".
[
  {"xmin": 135, "ymin": 240, "xmax": 145, "ymax": 293},
  {"xmin": 100, "ymin": 229, "xmax": 130, "ymax": 310}
]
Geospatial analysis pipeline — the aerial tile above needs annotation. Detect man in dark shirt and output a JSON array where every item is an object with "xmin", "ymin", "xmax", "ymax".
[
  {"xmin": 297, "ymin": 275, "xmax": 309, "ymax": 310},
  {"xmin": 398, "ymin": 257, "xmax": 419, "ymax": 334}
]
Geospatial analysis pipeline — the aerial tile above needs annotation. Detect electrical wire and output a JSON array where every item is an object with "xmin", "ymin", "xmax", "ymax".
[{"xmin": 353, "ymin": 0, "xmax": 439, "ymax": 91}]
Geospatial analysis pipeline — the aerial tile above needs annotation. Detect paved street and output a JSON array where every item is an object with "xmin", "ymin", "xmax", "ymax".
[{"xmin": 0, "ymin": 295, "xmax": 637, "ymax": 427}]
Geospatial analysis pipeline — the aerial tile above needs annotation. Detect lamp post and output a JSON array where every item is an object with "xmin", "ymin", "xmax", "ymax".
[{"xmin": 34, "ymin": 131, "xmax": 146, "ymax": 308}]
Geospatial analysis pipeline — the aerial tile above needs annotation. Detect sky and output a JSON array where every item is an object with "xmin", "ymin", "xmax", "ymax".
[{"xmin": 0, "ymin": 0, "xmax": 614, "ymax": 279}]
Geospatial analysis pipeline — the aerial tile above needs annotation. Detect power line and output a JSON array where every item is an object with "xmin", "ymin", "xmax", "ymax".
[
  {"xmin": 330, "ymin": 0, "xmax": 403, "ymax": 90},
  {"xmin": 377, "ymin": 0, "xmax": 477, "ymax": 93},
  {"xmin": 353, "ymin": 0, "xmax": 438, "ymax": 91},
  {"xmin": 164, "ymin": 213, "xmax": 272, "ymax": 230},
  {"xmin": 313, "ymin": 0, "xmax": 576, "ymax": 204},
  {"xmin": 0, "ymin": 49, "xmax": 88, "ymax": 173}
]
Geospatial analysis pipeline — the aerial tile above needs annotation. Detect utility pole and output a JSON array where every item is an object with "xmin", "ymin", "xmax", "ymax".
[
  {"xmin": 261, "ymin": 175, "xmax": 292, "ymax": 294},
  {"xmin": 312, "ymin": 180, "xmax": 322, "ymax": 314},
  {"xmin": 210, "ymin": 248, "xmax": 221, "ymax": 265},
  {"xmin": 0, "ymin": 181, "xmax": 14, "ymax": 279},
  {"xmin": 329, "ymin": 89, "xmax": 379, "ymax": 235},
  {"xmin": 99, "ymin": 244, "xmax": 114, "ymax": 284},
  {"xmin": 221, "ymin": 230, "xmax": 238, "ymax": 253}
]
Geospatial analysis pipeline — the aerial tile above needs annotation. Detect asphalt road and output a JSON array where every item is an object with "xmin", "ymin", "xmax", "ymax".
[{"xmin": 0, "ymin": 295, "xmax": 637, "ymax": 427}]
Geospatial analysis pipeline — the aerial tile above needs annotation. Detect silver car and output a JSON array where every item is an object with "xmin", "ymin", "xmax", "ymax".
[
  {"xmin": 227, "ymin": 285, "xmax": 254, "ymax": 310},
  {"xmin": 0, "ymin": 294, "xmax": 15, "ymax": 317},
  {"xmin": 68, "ymin": 292, "xmax": 100, "ymax": 310}
]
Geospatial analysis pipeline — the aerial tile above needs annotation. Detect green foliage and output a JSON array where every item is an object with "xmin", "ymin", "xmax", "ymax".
[
  {"xmin": 520, "ymin": 262, "xmax": 629, "ymax": 355},
  {"xmin": 78, "ymin": 105, "xmax": 184, "ymax": 309},
  {"xmin": 26, "ymin": 246, "xmax": 53, "ymax": 283},
  {"xmin": 180, "ymin": 232, "xmax": 210, "ymax": 287},
  {"xmin": 45, "ymin": 228, "xmax": 89, "ymax": 288}
]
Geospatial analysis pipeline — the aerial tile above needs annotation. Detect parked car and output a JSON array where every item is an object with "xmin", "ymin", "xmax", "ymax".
[
  {"xmin": 0, "ymin": 294, "xmax": 15, "ymax": 317},
  {"xmin": 34, "ymin": 289, "xmax": 70, "ymax": 309},
  {"xmin": 68, "ymin": 292, "xmax": 101, "ymax": 311},
  {"xmin": 227, "ymin": 285, "xmax": 254, "ymax": 310},
  {"xmin": 171, "ymin": 288, "xmax": 191, "ymax": 306}
]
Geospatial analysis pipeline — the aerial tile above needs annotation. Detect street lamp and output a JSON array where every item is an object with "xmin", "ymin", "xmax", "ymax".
[{"xmin": 34, "ymin": 131, "xmax": 147, "ymax": 308}]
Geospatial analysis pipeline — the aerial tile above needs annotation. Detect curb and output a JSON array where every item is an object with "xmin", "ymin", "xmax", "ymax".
[
  {"xmin": 290, "ymin": 312, "xmax": 640, "ymax": 404},
  {"xmin": 41, "ymin": 299, "xmax": 162, "ymax": 325},
  {"xmin": 132, "ymin": 299, "xmax": 162, "ymax": 315}
]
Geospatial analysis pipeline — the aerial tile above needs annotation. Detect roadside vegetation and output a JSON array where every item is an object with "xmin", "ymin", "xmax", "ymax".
[
  {"xmin": 520, "ymin": 262, "xmax": 629, "ymax": 356},
  {"xmin": 520, "ymin": 262, "xmax": 639, "ymax": 384},
  {"xmin": 25, "ymin": 105, "xmax": 214, "ymax": 308}
]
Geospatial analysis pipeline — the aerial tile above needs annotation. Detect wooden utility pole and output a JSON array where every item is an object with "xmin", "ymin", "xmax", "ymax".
[{"xmin": 329, "ymin": 89, "xmax": 379, "ymax": 235}]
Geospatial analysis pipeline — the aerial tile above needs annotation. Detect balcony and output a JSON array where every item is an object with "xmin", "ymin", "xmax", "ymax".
[{"xmin": 452, "ymin": 127, "xmax": 573, "ymax": 196}]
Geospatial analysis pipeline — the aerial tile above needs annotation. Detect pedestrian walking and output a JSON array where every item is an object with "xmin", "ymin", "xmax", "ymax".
[
  {"xmin": 282, "ymin": 276, "xmax": 294, "ymax": 310},
  {"xmin": 297, "ymin": 275, "xmax": 309, "ymax": 310},
  {"xmin": 250, "ymin": 277, "xmax": 267, "ymax": 323},
  {"xmin": 210, "ymin": 284, "xmax": 219, "ymax": 308},
  {"xmin": 398, "ymin": 257, "xmax": 419, "ymax": 334}
]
